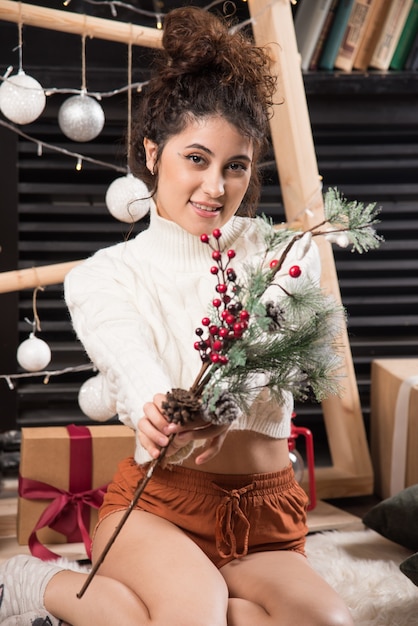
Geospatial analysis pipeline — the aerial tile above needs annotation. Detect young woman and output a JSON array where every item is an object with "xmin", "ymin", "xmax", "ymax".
[{"xmin": 1, "ymin": 7, "xmax": 354, "ymax": 626}]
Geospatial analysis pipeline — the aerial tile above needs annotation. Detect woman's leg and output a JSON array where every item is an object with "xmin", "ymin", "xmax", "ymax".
[
  {"xmin": 45, "ymin": 509, "xmax": 229, "ymax": 626},
  {"xmin": 221, "ymin": 550, "xmax": 354, "ymax": 626}
]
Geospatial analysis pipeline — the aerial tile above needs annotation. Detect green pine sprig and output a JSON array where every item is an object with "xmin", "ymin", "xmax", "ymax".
[{"xmin": 320, "ymin": 187, "xmax": 383, "ymax": 253}]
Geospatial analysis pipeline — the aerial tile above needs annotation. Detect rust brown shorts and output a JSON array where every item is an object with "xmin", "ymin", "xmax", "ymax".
[{"xmin": 97, "ymin": 457, "xmax": 309, "ymax": 568}]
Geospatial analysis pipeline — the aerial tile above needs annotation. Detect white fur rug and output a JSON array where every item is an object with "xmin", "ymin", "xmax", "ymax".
[
  {"xmin": 56, "ymin": 528, "xmax": 418, "ymax": 625},
  {"xmin": 305, "ymin": 528, "xmax": 418, "ymax": 626}
]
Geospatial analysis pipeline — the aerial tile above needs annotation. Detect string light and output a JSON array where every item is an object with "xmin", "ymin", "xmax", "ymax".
[
  {"xmin": 76, "ymin": 156, "xmax": 83, "ymax": 171},
  {"xmin": 0, "ymin": 119, "xmax": 127, "ymax": 174},
  {"xmin": 0, "ymin": 363, "xmax": 96, "ymax": 388}
]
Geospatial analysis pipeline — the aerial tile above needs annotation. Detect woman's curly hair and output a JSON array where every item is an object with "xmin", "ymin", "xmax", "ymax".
[{"xmin": 129, "ymin": 6, "xmax": 277, "ymax": 216}]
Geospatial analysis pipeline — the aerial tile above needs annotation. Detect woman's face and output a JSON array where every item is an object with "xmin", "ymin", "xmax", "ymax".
[{"xmin": 144, "ymin": 115, "xmax": 254, "ymax": 236}]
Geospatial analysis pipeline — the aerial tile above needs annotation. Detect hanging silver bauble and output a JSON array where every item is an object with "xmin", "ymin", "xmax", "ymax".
[
  {"xmin": 58, "ymin": 93, "xmax": 105, "ymax": 142},
  {"xmin": 17, "ymin": 333, "xmax": 51, "ymax": 372},
  {"xmin": 105, "ymin": 173, "xmax": 150, "ymax": 223},
  {"xmin": 78, "ymin": 373, "xmax": 116, "ymax": 422},
  {"xmin": 0, "ymin": 71, "xmax": 46, "ymax": 125}
]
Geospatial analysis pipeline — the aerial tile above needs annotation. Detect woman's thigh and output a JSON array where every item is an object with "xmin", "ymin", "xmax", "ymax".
[
  {"xmin": 93, "ymin": 510, "xmax": 229, "ymax": 626},
  {"xmin": 221, "ymin": 550, "xmax": 354, "ymax": 626}
]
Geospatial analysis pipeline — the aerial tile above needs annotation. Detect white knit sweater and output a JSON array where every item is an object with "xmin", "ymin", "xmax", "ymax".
[{"xmin": 64, "ymin": 206, "xmax": 321, "ymax": 465}]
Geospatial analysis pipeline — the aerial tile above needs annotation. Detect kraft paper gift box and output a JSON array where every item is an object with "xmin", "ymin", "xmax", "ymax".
[
  {"xmin": 18, "ymin": 424, "xmax": 135, "ymax": 559},
  {"xmin": 370, "ymin": 359, "xmax": 418, "ymax": 499}
]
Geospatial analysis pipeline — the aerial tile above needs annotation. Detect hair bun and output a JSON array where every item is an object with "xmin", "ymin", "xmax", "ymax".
[{"xmin": 162, "ymin": 7, "xmax": 228, "ymax": 76}]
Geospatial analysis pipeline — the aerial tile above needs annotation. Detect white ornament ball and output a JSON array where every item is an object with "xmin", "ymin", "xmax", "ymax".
[
  {"xmin": 17, "ymin": 333, "xmax": 51, "ymax": 372},
  {"xmin": 78, "ymin": 374, "xmax": 116, "ymax": 422},
  {"xmin": 0, "ymin": 71, "xmax": 46, "ymax": 125},
  {"xmin": 58, "ymin": 94, "xmax": 105, "ymax": 142},
  {"xmin": 105, "ymin": 174, "xmax": 150, "ymax": 222}
]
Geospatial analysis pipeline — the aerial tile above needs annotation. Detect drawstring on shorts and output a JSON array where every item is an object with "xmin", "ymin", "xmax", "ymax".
[{"xmin": 213, "ymin": 482, "xmax": 255, "ymax": 559}]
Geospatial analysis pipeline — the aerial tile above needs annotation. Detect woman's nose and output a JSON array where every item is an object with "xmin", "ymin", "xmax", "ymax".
[{"xmin": 202, "ymin": 169, "xmax": 225, "ymax": 198}]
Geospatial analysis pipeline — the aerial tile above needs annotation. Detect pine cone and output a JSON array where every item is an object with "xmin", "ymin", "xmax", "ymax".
[
  {"xmin": 265, "ymin": 300, "xmax": 285, "ymax": 331},
  {"xmin": 161, "ymin": 388, "xmax": 202, "ymax": 424},
  {"xmin": 202, "ymin": 391, "xmax": 241, "ymax": 425}
]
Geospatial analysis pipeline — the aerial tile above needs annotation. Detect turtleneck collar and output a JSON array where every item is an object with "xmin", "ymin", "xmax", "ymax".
[{"xmin": 137, "ymin": 203, "xmax": 250, "ymax": 272}]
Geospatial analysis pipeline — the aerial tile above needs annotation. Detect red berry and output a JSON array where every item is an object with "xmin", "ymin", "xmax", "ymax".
[
  {"xmin": 210, "ymin": 353, "xmax": 220, "ymax": 363},
  {"xmin": 212, "ymin": 340, "xmax": 223, "ymax": 351},
  {"xmin": 201, "ymin": 317, "xmax": 210, "ymax": 326},
  {"xmin": 219, "ymin": 327, "xmax": 229, "ymax": 338},
  {"xmin": 240, "ymin": 310, "xmax": 250, "ymax": 321},
  {"xmin": 200, "ymin": 234, "xmax": 209, "ymax": 244},
  {"xmin": 209, "ymin": 325, "xmax": 218, "ymax": 335},
  {"xmin": 212, "ymin": 229, "xmax": 222, "ymax": 239},
  {"xmin": 194, "ymin": 342, "xmax": 201, "ymax": 350},
  {"xmin": 227, "ymin": 249, "xmax": 236, "ymax": 259},
  {"xmin": 223, "ymin": 295, "xmax": 231, "ymax": 304},
  {"xmin": 219, "ymin": 355, "xmax": 229, "ymax": 364},
  {"xmin": 212, "ymin": 298, "xmax": 222, "ymax": 308},
  {"xmin": 216, "ymin": 284, "xmax": 228, "ymax": 293},
  {"xmin": 225, "ymin": 313, "xmax": 235, "ymax": 326},
  {"xmin": 270, "ymin": 259, "xmax": 279, "ymax": 269},
  {"xmin": 212, "ymin": 250, "xmax": 221, "ymax": 261},
  {"xmin": 289, "ymin": 265, "xmax": 302, "ymax": 278},
  {"xmin": 210, "ymin": 266, "xmax": 219, "ymax": 275}
]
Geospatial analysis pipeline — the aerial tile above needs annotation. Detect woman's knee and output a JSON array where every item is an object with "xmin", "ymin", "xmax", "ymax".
[{"xmin": 309, "ymin": 603, "xmax": 354, "ymax": 626}]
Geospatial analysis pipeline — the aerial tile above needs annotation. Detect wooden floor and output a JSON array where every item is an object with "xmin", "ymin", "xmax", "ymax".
[{"xmin": 0, "ymin": 476, "xmax": 366, "ymax": 565}]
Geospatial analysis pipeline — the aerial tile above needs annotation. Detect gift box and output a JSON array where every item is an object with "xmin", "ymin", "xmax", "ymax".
[
  {"xmin": 17, "ymin": 424, "xmax": 135, "ymax": 559},
  {"xmin": 370, "ymin": 359, "xmax": 418, "ymax": 499}
]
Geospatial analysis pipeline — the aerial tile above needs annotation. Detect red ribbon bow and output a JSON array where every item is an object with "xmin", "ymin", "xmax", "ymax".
[{"xmin": 18, "ymin": 424, "xmax": 108, "ymax": 561}]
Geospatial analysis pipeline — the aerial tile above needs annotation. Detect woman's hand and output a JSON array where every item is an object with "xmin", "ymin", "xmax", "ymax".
[{"xmin": 138, "ymin": 393, "xmax": 229, "ymax": 463}]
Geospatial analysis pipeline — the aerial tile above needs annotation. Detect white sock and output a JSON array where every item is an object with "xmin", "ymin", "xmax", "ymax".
[
  {"xmin": 2, "ymin": 610, "xmax": 58, "ymax": 625},
  {"xmin": 0, "ymin": 555, "xmax": 63, "ymax": 624}
]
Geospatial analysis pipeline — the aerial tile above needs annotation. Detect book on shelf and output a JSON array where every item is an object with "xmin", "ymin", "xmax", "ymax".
[
  {"xmin": 404, "ymin": 29, "xmax": 418, "ymax": 69},
  {"xmin": 369, "ymin": 0, "xmax": 414, "ymax": 70},
  {"xmin": 334, "ymin": 0, "xmax": 377, "ymax": 72},
  {"xmin": 318, "ymin": 0, "xmax": 356, "ymax": 70},
  {"xmin": 294, "ymin": 0, "xmax": 336, "ymax": 71},
  {"xmin": 309, "ymin": 0, "xmax": 340, "ymax": 71},
  {"xmin": 390, "ymin": 0, "xmax": 418, "ymax": 70},
  {"xmin": 353, "ymin": 0, "xmax": 392, "ymax": 70}
]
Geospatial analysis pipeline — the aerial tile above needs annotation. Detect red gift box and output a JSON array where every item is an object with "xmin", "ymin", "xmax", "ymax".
[{"xmin": 17, "ymin": 424, "xmax": 135, "ymax": 560}]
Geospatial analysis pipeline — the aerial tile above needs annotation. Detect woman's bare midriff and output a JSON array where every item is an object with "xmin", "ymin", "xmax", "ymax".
[{"xmin": 181, "ymin": 431, "xmax": 291, "ymax": 474}]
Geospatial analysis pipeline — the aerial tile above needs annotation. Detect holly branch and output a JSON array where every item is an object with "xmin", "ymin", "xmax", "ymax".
[{"xmin": 77, "ymin": 187, "xmax": 382, "ymax": 597}]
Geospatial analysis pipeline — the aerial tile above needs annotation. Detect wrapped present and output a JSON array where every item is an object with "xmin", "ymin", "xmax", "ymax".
[
  {"xmin": 370, "ymin": 359, "xmax": 418, "ymax": 499},
  {"xmin": 18, "ymin": 424, "xmax": 135, "ymax": 560}
]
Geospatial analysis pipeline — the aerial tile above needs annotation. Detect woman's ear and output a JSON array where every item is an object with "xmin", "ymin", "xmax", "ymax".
[{"xmin": 144, "ymin": 138, "xmax": 158, "ymax": 176}]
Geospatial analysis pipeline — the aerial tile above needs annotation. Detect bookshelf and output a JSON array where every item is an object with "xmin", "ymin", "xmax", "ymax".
[
  {"xmin": 303, "ymin": 71, "xmax": 418, "ymax": 95},
  {"xmin": 293, "ymin": 0, "xmax": 418, "ymax": 74}
]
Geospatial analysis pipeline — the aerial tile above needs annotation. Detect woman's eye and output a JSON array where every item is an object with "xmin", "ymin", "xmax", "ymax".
[
  {"xmin": 228, "ymin": 162, "xmax": 248, "ymax": 172},
  {"xmin": 187, "ymin": 154, "xmax": 205, "ymax": 165}
]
